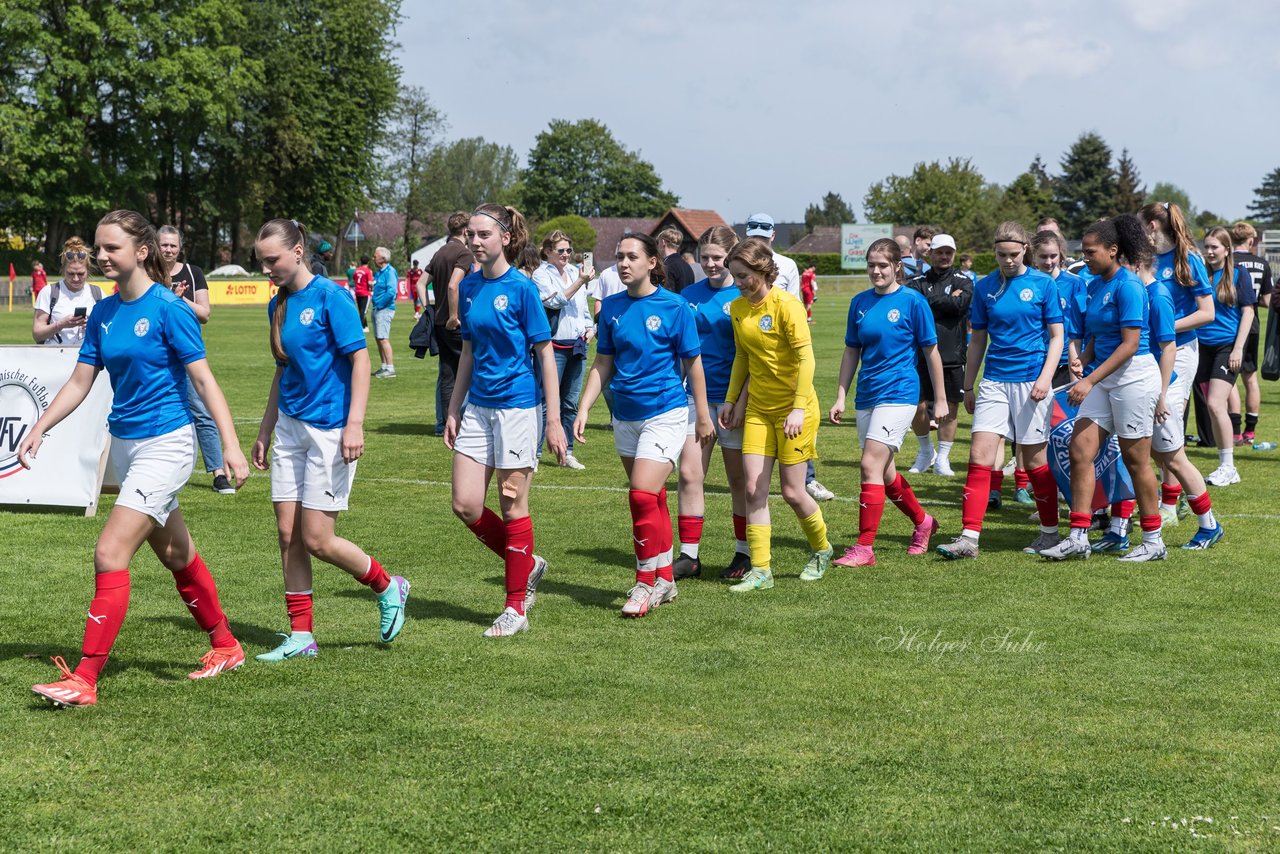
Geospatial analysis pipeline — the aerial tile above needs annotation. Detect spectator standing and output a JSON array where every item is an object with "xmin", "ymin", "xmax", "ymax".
[
  {"xmin": 31, "ymin": 261, "xmax": 48, "ymax": 298},
  {"xmin": 657, "ymin": 227, "xmax": 695, "ymax": 293},
  {"xmin": 310, "ymin": 240, "xmax": 334, "ymax": 278},
  {"xmin": 1229, "ymin": 222, "xmax": 1272, "ymax": 443},
  {"xmin": 902, "ymin": 226, "xmax": 936, "ymax": 278},
  {"xmin": 428, "ymin": 213, "xmax": 474, "ymax": 435},
  {"xmin": 371, "ymin": 246, "xmax": 398, "ymax": 378},
  {"xmin": 33, "ymin": 238, "xmax": 102, "ymax": 347},
  {"xmin": 959, "ymin": 254, "xmax": 979, "ymax": 283}
]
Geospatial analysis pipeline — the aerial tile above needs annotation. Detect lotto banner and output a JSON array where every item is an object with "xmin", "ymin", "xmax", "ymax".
[
  {"xmin": 208, "ymin": 279, "xmax": 279, "ymax": 305},
  {"xmin": 1046, "ymin": 389, "xmax": 1135, "ymax": 508},
  {"xmin": 0, "ymin": 347, "xmax": 114, "ymax": 512}
]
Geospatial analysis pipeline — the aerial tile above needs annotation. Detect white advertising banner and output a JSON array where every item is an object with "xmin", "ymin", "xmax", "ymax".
[
  {"xmin": 840, "ymin": 223, "xmax": 894, "ymax": 271},
  {"xmin": 0, "ymin": 346, "xmax": 113, "ymax": 513}
]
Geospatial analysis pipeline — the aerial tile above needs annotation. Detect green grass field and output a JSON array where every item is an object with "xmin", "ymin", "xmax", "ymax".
[{"xmin": 2, "ymin": 288, "xmax": 1278, "ymax": 851}]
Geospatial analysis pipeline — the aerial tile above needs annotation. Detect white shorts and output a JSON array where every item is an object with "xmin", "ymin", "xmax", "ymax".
[
  {"xmin": 972, "ymin": 378, "xmax": 1052, "ymax": 444},
  {"xmin": 271, "ymin": 412, "xmax": 357, "ymax": 511},
  {"xmin": 454, "ymin": 403, "xmax": 539, "ymax": 471},
  {"xmin": 686, "ymin": 396, "xmax": 743, "ymax": 451},
  {"xmin": 856, "ymin": 404, "xmax": 916, "ymax": 451},
  {"xmin": 1078, "ymin": 354, "xmax": 1161, "ymax": 439},
  {"xmin": 1152, "ymin": 342, "xmax": 1197, "ymax": 453},
  {"xmin": 615, "ymin": 405, "xmax": 687, "ymax": 466},
  {"xmin": 112, "ymin": 423, "xmax": 196, "ymax": 526}
]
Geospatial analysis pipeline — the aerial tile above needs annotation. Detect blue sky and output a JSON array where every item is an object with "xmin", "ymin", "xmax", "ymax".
[{"xmin": 394, "ymin": 0, "xmax": 1278, "ymax": 226}]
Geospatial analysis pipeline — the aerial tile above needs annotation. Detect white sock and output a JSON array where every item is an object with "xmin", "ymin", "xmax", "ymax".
[
  {"xmin": 683, "ymin": 542, "xmax": 700, "ymax": 559},
  {"xmin": 1070, "ymin": 527, "xmax": 1089, "ymax": 545},
  {"xmin": 1142, "ymin": 526, "xmax": 1163, "ymax": 546},
  {"xmin": 1160, "ymin": 500, "xmax": 1176, "ymax": 512},
  {"xmin": 916, "ymin": 434, "xmax": 933, "ymax": 455},
  {"xmin": 1109, "ymin": 516, "xmax": 1127, "ymax": 536},
  {"xmin": 1219, "ymin": 448, "xmax": 1234, "ymax": 467},
  {"xmin": 937, "ymin": 441, "xmax": 953, "ymax": 461},
  {"xmin": 1188, "ymin": 495, "xmax": 1216, "ymax": 529},
  {"xmin": 735, "ymin": 539, "xmax": 749, "ymax": 554},
  {"xmin": 960, "ymin": 529, "xmax": 980, "ymax": 542},
  {"xmin": 380, "ymin": 362, "xmax": 388, "ymax": 371}
]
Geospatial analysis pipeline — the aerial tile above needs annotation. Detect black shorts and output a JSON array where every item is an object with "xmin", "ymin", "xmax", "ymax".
[
  {"xmin": 918, "ymin": 363, "xmax": 964, "ymax": 402},
  {"xmin": 1196, "ymin": 341, "xmax": 1237, "ymax": 385},
  {"xmin": 1052, "ymin": 363, "xmax": 1075, "ymax": 388},
  {"xmin": 1243, "ymin": 329, "xmax": 1259, "ymax": 375}
]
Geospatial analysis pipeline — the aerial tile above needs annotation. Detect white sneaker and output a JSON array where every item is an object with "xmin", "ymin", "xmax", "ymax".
[
  {"xmin": 1039, "ymin": 537, "xmax": 1091, "ymax": 561},
  {"xmin": 482, "ymin": 607, "xmax": 528, "ymax": 638},
  {"xmin": 1002, "ymin": 458, "xmax": 1017, "ymax": 475},
  {"xmin": 1117, "ymin": 541, "xmax": 1168, "ymax": 562},
  {"xmin": 621, "ymin": 583, "xmax": 654, "ymax": 618},
  {"xmin": 561, "ymin": 453, "xmax": 586, "ymax": 470},
  {"xmin": 908, "ymin": 448, "xmax": 935, "ymax": 474},
  {"xmin": 933, "ymin": 456, "xmax": 955, "ymax": 477},
  {"xmin": 1205, "ymin": 465, "xmax": 1240, "ymax": 486},
  {"xmin": 649, "ymin": 577, "xmax": 678, "ymax": 609},
  {"xmin": 805, "ymin": 480, "xmax": 835, "ymax": 501}
]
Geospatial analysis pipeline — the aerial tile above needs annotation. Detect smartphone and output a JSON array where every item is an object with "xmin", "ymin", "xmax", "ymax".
[{"xmin": 74, "ymin": 307, "xmax": 87, "ymax": 318}]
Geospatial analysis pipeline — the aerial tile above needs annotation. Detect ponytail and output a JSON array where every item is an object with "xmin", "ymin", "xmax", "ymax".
[
  {"xmin": 473, "ymin": 203, "xmax": 528, "ymax": 264},
  {"xmin": 96, "ymin": 210, "xmax": 170, "ymax": 287},
  {"xmin": 257, "ymin": 218, "xmax": 308, "ymax": 364},
  {"xmin": 1140, "ymin": 201, "xmax": 1197, "ymax": 289}
]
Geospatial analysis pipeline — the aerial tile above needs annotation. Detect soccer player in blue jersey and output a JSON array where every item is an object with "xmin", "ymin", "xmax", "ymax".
[
  {"xmin": 575, "ymin": 234, "xmax": 715, "ymax": 617},
  {"xmin": 249, "ymin": 219, "xmax": 410, "ymax": 661},
  {"xmin": 829, "ymin": 238, "xmax": 948, "ymax": 566},
  {"xmin": 672, "ymin": 226, "xmax": 751, "ymax": 580},
  {"xmin": 20, "ymin": 210, "xmax": 249, "ymax": 707},
  {"xmin": 1197, "ymin": 226, "xmax": 1257, "ymax": 487},
  {"xmin": 937, "ymin": 222, "xmax": 1065, "ymax": 560},
  {"xmin": 445, "ymin": 203, "xmax": 566, "ymax": 638},
  {"xmin": 1140, "ymin": 202, "xmax": 1215, "ymax": 519},
  {"xmin": 1030, "ymin": 230, "xmax": 1087, "ymax": 389},
  {"xmin": 1041, "ymin": 217, "xmax": 1166, "ymax": 562}
]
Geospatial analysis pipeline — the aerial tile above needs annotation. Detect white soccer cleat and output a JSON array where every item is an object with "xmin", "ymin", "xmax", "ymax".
[
  {"xmin": 1039, "ymin": 537, "xmax": 1091, "ymax": 561},
  {"xmin": 648, "ymin": 577, "xmax": 678, "ymax": 609},
  {"xmin": 1117, "ymin": 541, "xmax": 1168, "ymax": 562},
  {"xmin": 483, "ymin": 607, "xmax": 529, "ymax": 638},
  {"xmin": 621, "ymin": 583, "xmax": 654, "ymax": 618},
  {"xmin": 1205, "ymin": 465, "xmax": 1240, "ymax": 487}
]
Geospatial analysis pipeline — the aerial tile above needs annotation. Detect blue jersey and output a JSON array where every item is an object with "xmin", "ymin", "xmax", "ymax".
[
  {"xmin": 597, "ymin": 287, "xmax": 700, "ymax": 421},
  {"xmin": 970, "ymin": 269, "xmax": 1063, "ymax": 382},
  {"xmin": 459, "ymin": 268, "xmax": 551, "ymax": 409},
  {"xmin": 1198, "ymin": 266, "xmax": 1257, "ymax": 348},
  {"xmin": 680, "ymin": 278, "xmax": 738, "ymax": 404},
  {"xmin": 267, "ymin": 277, "xmax": 367, "ymax": 430},
  {"xmin": 1084, "ymin": 267, "xmax": 1150, "ymax": 372},
  {"xmin": 1052, "ymin": 270, "xmax": 1088, "ymax": 367},
  {"xmin": 1155, "ymin": 250, "xmax": 1212, "ymax": 346},
  {"xmin": 1147, "ymin": 278, "xmax": 1177, "ymax": 360},
  {"xmin": 845, "ymin": 285, "xmax": 937, "ymax": 409},
  {"xmin": 77, "ymin": 284, "xmax": 205, "ymax": 440}
]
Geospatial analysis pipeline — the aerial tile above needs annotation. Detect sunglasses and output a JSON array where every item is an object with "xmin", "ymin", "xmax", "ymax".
[
  {"xmin": 555, "ymin": 248, "xmax": 572, "ymax": 255},
  {"xmin": 746, "ymin": 221, "xmax": 773, "ymax": 231},
  {"xmin": 64, "ymin": 251, "xmax": 88, "ymax": 260}
]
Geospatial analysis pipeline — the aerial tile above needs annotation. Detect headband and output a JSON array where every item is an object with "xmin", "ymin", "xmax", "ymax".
[{"xmin": 473, "ymin": 210, "xmax": 509, "ymax": 232}]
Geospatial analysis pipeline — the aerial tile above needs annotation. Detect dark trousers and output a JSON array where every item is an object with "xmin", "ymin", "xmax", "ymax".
[
  {"xmin": 435, "ymin": 325, "xmax": 464, "ymax": 432},
  {"xmin": 356, "ymin": 295, "xmax": 370, "ymax": 328}
]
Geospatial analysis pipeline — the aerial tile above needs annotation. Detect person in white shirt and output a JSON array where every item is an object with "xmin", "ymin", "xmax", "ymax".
[
  {"xmin": 743, "ymin": 212, "xmax": 834, "ymax": 501},
  {"xmin": 32, "ymin": 237, "xmax": 102, "ymax": 346},
  {"xmin": 532, "ymin": 229, "xmax": 596, "ymax": 470}
]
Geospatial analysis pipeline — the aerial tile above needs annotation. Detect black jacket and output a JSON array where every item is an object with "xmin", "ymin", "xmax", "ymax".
[{"xmin": 907, "ymin": 267, "xmax": 972, "ymax": 366}]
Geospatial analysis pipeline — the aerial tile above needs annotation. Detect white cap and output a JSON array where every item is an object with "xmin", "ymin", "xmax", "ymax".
[
  {"xmin": 930, "ymin": 234, "xmax": 957, "ymax": 251},
  {"xmin": 745, "ymin": 213, "xmax": 775, "ymax": 237}
]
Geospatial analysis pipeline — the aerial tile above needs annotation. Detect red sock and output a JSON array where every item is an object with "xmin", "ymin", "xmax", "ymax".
[
  {"xmin": 963, "ymin": 464, "xmax": 991, "ymax": 533},
  {"xmin": 858, "ymin": 483, "xmax": 886, "ymax": 546},
  {"xmin": 1015, "ymin": 467, "xmax": 1029, "ymax": 490},
  {"xmin": 285, "ymin": 591, "xmax": 313, "ymax": 634},
  {"xmin": 678, "ymin": 515, "xmax": 704, "ymax": 548},
  {"xmin": 1026, "ymin": 464, "xmax": 1060, "ymax": 527},
  {"xmin": 503, "ymin": 516, "xmax": 534, "ymax": 614},
  {"xmin": 466, "ymin": 507, "xmax": 507, "ymax": 558},
  {"xmin": 1069, "ymin": 511, "xmax": 1092, "ymax": 531},
  {"xmin": 1161, "ymin": 483, "xmax": 1183, "ymax": 506},
  {"xmin": 1187, "ymin": 492, "xmax": 1213, "ymax": 515},
  {"xmin": 989, "ymin": 468, "xmax": 1005, "ymax": 494},
  {"xmin": 628, "ymin": 489, "xmax": 662, "ymax": 586},
  {"xmin": 172, "ymin": 555, "xmax": 236, "ymax": 649},
  {"xmin": 358, "ymin": 557, "xmax": 391, "ymax": 594},
  {"xmin": 1111, "ymin": 499, "xmax": 1135, "ymax": 520},
  {"xmin": 733, "ymin": 513, "xmax": 747, "ymax": 542},
  {"xmin": 885, "ymin": 474, "xmax": 925, "ymax": 526},
  {"xmin": 656, "ymin": 489, "xmax": 674, "ymax": 582},
  {"xmin": 1140, "ymin": 514, "xmax": 1161, "ymax": 533},
  {"xmin": 75, "ymin": 569, "xmax": 130, "ymax": 686}
]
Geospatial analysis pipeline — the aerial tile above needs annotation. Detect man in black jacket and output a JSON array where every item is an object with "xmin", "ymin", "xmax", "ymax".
[{"xmin": 905, "ymin": 234, "xmax": 971, "ymax": 477}]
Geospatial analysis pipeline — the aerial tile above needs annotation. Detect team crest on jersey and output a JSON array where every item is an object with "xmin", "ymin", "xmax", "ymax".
[
  {"xmin": 1161, "ymin": 267, "xmax": 1173, "ymax": 279},
  {"xmin": 759, "ymin": 315, "xmax": 774, "ymax": 331},
  {"xmin": 1060, "ymin": 297, "xmax": 1067, "ymax": 309},
  {"xmin": 1019, "ymin": 288, "xmax": 1033, "ymax": 302},
  {"xmin": 1102, "ymin": 291, "xmax": 1112, "ymax": 306},
  {"xmin": 299, "ymin": 308, "xmax": 315, "ymax": 326},
  {"xmin": 133, "ymin": 318, "xmax": 150, "ymax": 337},
  {"xmin": 493, "ymin": 294, "xmax": 509, "ymax": 311},
  {"xmin": 645, "ymin": 315, "xmax": 662, "ymax": 332},
  {"xmin": 722, "ymin": 302, "xmax": 733, "ymax": 316},
  {"xmin": 887, "ymin": 308, "xmax": 901, "ymax": 323}
]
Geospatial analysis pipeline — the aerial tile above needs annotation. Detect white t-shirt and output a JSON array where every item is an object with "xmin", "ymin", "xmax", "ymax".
[
  {"xmin": 589, "ymin": 265, "xmax": 626, "ymax": 304},
  {"xmin": 772, "ymin": 251, "xmax": 801, "ymax": 298},
  {"xmin": 34, "ymin": 281, "xmax": 100, "ymax": 346}
]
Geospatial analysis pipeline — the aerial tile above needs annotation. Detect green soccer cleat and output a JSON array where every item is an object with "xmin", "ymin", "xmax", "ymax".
[
  {"xmin": 729, "ymin": 568, "xmax": 774, "ymax": 592},
  {"xmin": 377, "ymin": 576, "xmax": 410, "ymax": 643},
  {"xmin": 255, "ymin": 632, "xmax": 319, "ymax": 662},
  {"xmin": 799, "ymin": 548, "xmax": 833, "ymax": 581}
]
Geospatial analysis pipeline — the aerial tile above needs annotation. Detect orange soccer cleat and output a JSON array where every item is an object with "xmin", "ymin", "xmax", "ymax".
[
  {"xmin": 32, "ymin": 656, "xmax": 98, "ymax": 708},
  {"xmin": 187, "ymin": 642, "xmax": 246, "ymax": 680}
]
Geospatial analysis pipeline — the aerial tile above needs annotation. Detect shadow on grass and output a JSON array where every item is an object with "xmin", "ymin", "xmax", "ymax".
[
  {"xmin": 141, "ymin": 615, "xmax": 284, "ymax": 651},
  {"xmin": 373, "ymin": 422, "xmax": 434, "ymax": 437},
  {"xmin": 0, "ymin": 642, "xmax": 188, "ymax": 682},
  {"xmin": 332, "ymin": 588, "xmax": 492, "ymax": 627},
  {"xmin": 480, "ymin": 568, "xmax": 619, "ymax": 612}
]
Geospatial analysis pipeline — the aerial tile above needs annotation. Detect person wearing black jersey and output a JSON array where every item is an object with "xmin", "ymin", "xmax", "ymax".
[
  {"xmin": 1229, "ymin": 222, "xmax": 1272, "ymax": 443},
  {"xmin": 906, "ymin": 234, "xmax": 971, "ymax": 477}
]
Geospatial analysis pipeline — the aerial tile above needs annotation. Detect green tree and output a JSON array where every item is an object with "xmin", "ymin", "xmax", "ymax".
[
  {"xmin": 1247, "ymin": 167, "xmax": 1280, "ymax": 225},
  {"xmin": 522, "ymin": 119, "xmax": 678, "ymax": 218},
  {"xmin": 417, "ymin": 137, "xmax": 520, "ymax": 214},
  {"xmin": 532, "ymin": 215, "xmax": 598, "ymax": 259},
  {"xmin": 1147, "ymin": 182, "xmax": 1196, "ymax": 221},
  {"xmin": 803, "ymin": 191, "xmax": 856, "ymax": 232},
  {"xmin": 381, "ymin": 86, "xmax": 447, "ymax": 255},
  {"xmin": 1111, "ymin": 149, "xmax": 1146, "ymax": 215},
  {"xmin": 1195, "ymin": 210, "xmax": 1222, "ymax": 232},
  {"xmin": 1054, "ymin": 132, "xmax": 1117, "ymax": 236},
  {"xmin": 863, "ymin": 158, "xmax": 992, "ymax": 248},
  {"xmin": 1001, "ymin": 171, "xmax": 1058, "ymax": 226}
]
